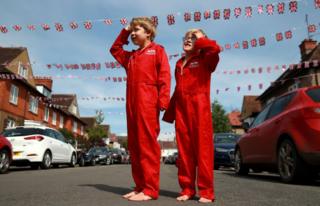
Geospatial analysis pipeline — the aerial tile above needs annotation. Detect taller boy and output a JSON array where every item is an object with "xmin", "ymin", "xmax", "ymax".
[{"xmin": 110, "ymin": 17, "xmax": 171, "ymax": 201}]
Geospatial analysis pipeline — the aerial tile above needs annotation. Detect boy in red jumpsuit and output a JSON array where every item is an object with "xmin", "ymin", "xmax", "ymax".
[
  {"xmin": 163, "ymin": 29, "xmax": 220, "ymax": 203},
  {"xmin": 110, "ymin": 17, "xmax": 171, "ymax": 201}
]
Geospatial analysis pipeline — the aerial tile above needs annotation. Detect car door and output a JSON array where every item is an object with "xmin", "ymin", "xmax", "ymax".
[
  {"xmin": 54, "ymin": 131, "xmax": 71, "ymax": 162},
  {"xmin": 45, "ymin": 129, "xmax": 62, "ymax": 162},
  {"xmin": 241, "ymin": 103, "xmax": 272, "ymax": 163},
  {"xmin": 259, "ymin": 93, "xmax": 296, "ymax": 162}
]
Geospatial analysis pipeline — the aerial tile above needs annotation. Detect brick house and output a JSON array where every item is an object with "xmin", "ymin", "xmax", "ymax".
[
  {"xmin": 227, "ymin": 110, "xmax": 244, "ymax": 135},
  {"xmin": 0, "ymin": 47, "xmax": 86, "ymax": 137},
  {"xmin": 240, "ymin": 95, "xmax": 262, "ymax": 125}
]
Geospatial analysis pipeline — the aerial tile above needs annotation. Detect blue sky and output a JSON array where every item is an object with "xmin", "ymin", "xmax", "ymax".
[{"xmin": 1, "ymin": 0, "xmax": 320, "ymax": 139}]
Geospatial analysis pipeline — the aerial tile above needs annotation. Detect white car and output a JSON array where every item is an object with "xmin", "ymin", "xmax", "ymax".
[{"xmin": 2, "ymin": 125, "xmax": 77, "ymax": 169}]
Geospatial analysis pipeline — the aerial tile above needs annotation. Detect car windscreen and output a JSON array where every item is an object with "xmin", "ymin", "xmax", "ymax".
[
  {"xmin": 306, "ymin": 88, "xmax": 320, "ymax": 103},
  {"xmin": 2, "ymin": 128, "xmax": 46, "ymax": 137},
  {"xmin": 214, "ymin": 134, "xmax": 239, "ymax": 143}
]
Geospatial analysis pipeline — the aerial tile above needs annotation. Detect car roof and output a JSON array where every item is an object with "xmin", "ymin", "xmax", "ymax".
[{"xmin": 7, "ymin": 125, "xmax": 54, "ymax": 131}]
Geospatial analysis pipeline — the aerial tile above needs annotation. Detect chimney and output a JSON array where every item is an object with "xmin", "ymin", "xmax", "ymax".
[{"xmin": 299, "ymin": 39, "xmax": 317, "ymax": 61}]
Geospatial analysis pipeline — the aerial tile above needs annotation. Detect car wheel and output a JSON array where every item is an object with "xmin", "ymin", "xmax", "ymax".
[
  {"xmin": 40, "ymin": 151, "xmax": 52, "ymax": 169},
  {"xmin": 91, "ymin": 159, "xmax": 96, "ymax": 166},
  {"xmin": 0, "ymin": 149, "xmax": 10, "ymax": 174},
  {"xmin": 79, "ymin": 157, "xmax": 85, "ymax": 167},
  {"xmin": 278, "ymin": 139, "xmax": 304, "ymax": 183},
  {"xmin": 69, "ymin": 153, "xmax": 76, "ymax": 167},
  {"xmin": 234, "ymin": 148, "xmax": 249, "ymax": 175}
]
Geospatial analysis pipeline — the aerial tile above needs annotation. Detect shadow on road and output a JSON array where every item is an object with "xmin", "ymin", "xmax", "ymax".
[{"xmin": 79, "ymin": 184, "xmax": 179, "ymax": 198}]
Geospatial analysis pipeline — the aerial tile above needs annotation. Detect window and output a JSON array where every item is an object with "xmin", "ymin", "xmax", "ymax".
[
  {"xmin": 44, "ymin": 107, "xmax": 49, "ymax": 122},
  {"xmin": 9, "ymin": 84, "xmax": 19, "ymax": 105},
  {"xmin": 251, "ymin": 103, "xmax": 272, "ymax": 128},
  {"xmin": 18, "ymin": 63, "xmax": 28, "ymax": 78},
  {"xmin": 54, "ymin": 131, "xmax": 66, "ymax": 142},
  {"xmin": 6, "ymin": 118, "xmax": 16, "ymax": 129},
  {"xmin": 59, "ymin": 116, "xmax": 64, "ymax": 128},
  {"xmin": 80, "ymin": 125, "xmax": 84, "ymax": 135},
  {"xmin": 28, "ymin": 95, "xmax": 38, "ymax": 114},
  {"xmin": 267, "ymin": 93, "xmax": 296, "ymax": 120},
  {"xmin": 52, "ymin": 112, "xmax": 57, "ymax": 125},
  {"xmin": 73, "ymin": 121, "xmax": 77, "ymax": 133},
  {"xmin": 306, "ymin": 88, "xmax": 320, "ymax": 103},
  {"xmin": 3, "ymin": 128, "xmax": 46, "ymax": 137}
]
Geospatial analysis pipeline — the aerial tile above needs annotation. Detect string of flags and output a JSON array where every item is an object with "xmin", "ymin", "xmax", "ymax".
[
  {"xmin": 1, "ymin": 59, "xmax": 319, "ymax": 81},
  {"xmin": 0, "ymin": 1, "xmax": 302, "ymax": 33}
]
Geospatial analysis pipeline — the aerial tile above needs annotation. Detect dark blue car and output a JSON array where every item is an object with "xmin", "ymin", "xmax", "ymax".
[{"xmin": 214, "ymin": 133, "xmax": 240, "ymax": 170}]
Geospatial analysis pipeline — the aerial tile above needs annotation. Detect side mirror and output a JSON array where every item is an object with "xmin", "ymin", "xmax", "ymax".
[{"xmin": 242, "ymin": 122, "xmax": 250, "ymax": 132}]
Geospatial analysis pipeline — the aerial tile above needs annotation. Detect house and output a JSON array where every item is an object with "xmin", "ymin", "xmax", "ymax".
[
  {"xmin": 240, "ymin": 39, "xmax": 319, "ymax": 124},
  {"xmin": 0, "ymin": 47, "xmax": 86, "ymax": 137},
  {"xmin": 258, "ymin": 39, "xmax": 320, "ymax": 107},
  {"xmin": 227, "ymin": 110, "xmax": 244, "ymax": 135},
  {"xmin": 240, "ymin": 95, "xmax": 262, "ymax": 125},
  {"xmin": 159, "ymin": 140, "xmax": 177, "ymax": 160}
]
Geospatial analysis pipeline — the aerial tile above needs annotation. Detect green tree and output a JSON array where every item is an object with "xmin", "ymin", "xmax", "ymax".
[
  {"xmin": 211, "ymin": 100, "xmax": 232, "ymax": 133},
  {"xmin": 95, "ymin": 109, "xmax": 105, "ymax": 125},
  {"xmin": 87, "ymin": 125, "xmax": 107, "ymax": 145}
]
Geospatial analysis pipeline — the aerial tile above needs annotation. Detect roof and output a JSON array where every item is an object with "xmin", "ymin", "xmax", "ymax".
[
  {"xmin": 241, "ymin": 96, "xmax": 262, "ymax": 120},
  {"xmin": 0, "ymin": 47, "xmax": 25, "ymax": 64},
  {"xmin": 227, "ymin": 111, "xmax": 242, "ymax": 126},
  {"xmin": 159, "ymin": 141, "xmax": 177, "ymax": 149},
  {"xmin": 51, "ymin": 94, "xmax": 76, "ymax": 107}
]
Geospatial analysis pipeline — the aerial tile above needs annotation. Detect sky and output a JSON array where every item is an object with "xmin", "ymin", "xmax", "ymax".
[{"xmin": 1, "ymin": 0, "xmax": 320, "ymax": 139}]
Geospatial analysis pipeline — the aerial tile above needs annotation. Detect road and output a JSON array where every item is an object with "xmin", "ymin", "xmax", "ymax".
[{"xmin": 0, "ymin": 165, "xmax": 319, "ymax": 206}]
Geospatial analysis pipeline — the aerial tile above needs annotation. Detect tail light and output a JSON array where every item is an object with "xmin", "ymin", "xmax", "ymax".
[
  {"xmin": 302, "ymin": 107, "xmax": 320, "ymax": 119},
  {"xmin": 24, "ymin": 135, "xmax": 44, "ymax": 141}
]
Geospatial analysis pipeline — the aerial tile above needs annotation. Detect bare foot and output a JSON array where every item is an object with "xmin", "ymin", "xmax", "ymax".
[
  {"xmin": 128, "ymin": 192, "xmax": 152, "ymax": 201},
  {"xmin": 122, "ymin": 191, "xmax": 138, "ymax": 199},
  {"xmin": 198, "ymin": 197, "xmax": 213, "ymax": 203},
  {"xmin": 176, "ymin": 195, "xmax": 191, "ymax": 201}
]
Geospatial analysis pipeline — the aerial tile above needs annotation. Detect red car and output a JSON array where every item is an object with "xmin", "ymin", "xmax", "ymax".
[
  {"xmin": 235, "ymin": 86, "xmax": 320, "ymax": 182},
  {"xmin": 0, "ymin": 134, "xmax": 12, "ymax": 174}
]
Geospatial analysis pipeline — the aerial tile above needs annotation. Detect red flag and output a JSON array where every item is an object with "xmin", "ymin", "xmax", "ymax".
[
  {"xmin": 0, "ymin": 25, "xmax": 8, "ymax": 33},
  {"xmin": 120, "ymin": 18, "xmax": 128, "ymax": 25},
  {"xmin": 55, "ymin": 23, "xmax": 63, "ymax": 32},
  {"xmin": 194, "ymin": 11, "xmax": 201, "ymax": 21},
  {"xmin": 213, "ymin": 10, "xmax": 220, "ymax": 19},
  {"xmin": 257, "ymin": 5, "xmax": 264, "ymax": 14},
  {"xmin": 277, "ymin": 2, "xmax": 285, "ymax": 14},
  {"xmin": 70, "ymin": 21, "xmax": 79, "ymax": 30},
  {"xmin": 41, "ymin": 24, "xmax": 50, "ymax": 31},
  {"xmin": 184, "ymin": 12, "xmax": 192, "ymax": 22},
  {"xmin": 204, "ymin": 10, "xmax": 211, "ymax": 19},
  {"xmin": 289, "ymin": 1, "xmax": 298, "ymax": 12},
  {"xmin": 167, "ymin": 14, "xmax": 175, "ymax": 25},
  {"xmin": 234, "ymin": 8, "xmax": 241, "ymax": 18},
  {"xmin": 104, "ymin": 19, "xmax": 112, "ymax": 25},
  {"xmin": 12, "ymin": 25, "xmax": 22, "ymax": 31},
  {"xmin": 266, "ymin": 4, "xmax": 274, "ymax": 15},
  {"xmin": 84, "ymin": 21, "xmax": 92, "ymax": 30}
]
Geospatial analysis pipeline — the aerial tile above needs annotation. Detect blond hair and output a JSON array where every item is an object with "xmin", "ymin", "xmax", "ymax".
[
  {"xmin": 184, "ymin": 28, "xmax": 207, "ymax": 38},
  {"xmin": 130, "ymin": 17, "xmax": 157, "ymax": 41}
]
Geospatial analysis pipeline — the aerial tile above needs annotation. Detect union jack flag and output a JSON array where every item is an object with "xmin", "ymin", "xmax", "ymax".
[
  {"xmin": 245, "ymin": 7, "xmax": 252, "ymax": 17},
  {"xmin": 257, "ymin": 5, "xmax": 264, "ymax": 14},
  {"xmin": 27, "ymin": 25, "xmax": 36, "ymax": 31},
  {"xmin": 12, "ymin": 25, "xmax": 22, "ymax": 31},
  {"xmin": 120, "ymin": 18, "xmax": 128, "ymax": 26},
  {"xmin": 289, "ymin": 1, "xmax": 298, "ymax": 13},
  {"xmin": 223, "ymin": 9, "xmax": 231, "ymax": 20},
  {"xmin": 277, "ymin": 2, "xmax": 285, "ymax": 14},
  {"xmin": 184, "ymin": 12, "xmax": 191, "ymax": 22},
  {"xmin": 151, "ymin": 16, "xmax": 158, "ymax": 27},
  {"xmin": 204, "ymin": 10, "xmax": 211, "ymax": 19},
  {"xmin": 234, "ymin": 8, "xmax": 241, "ymax": 18},
  {"xmin": 213, "ymin": 10, "xmax": 220, "ymax": 19},
  {"xmin": 41, "ymin": 24, "xmax": 50, "ymax": 31},
  {"xmin": 266, "ymin": 4, "xmax": 274, "ymax": 15},
  {"xmin": 84, "ymin": 21, "xmax": 92, "ymax": 30},
  {"xmin": 0, "ymin": 25, "xmax": 8, "ymax": 33},
  {"xmin": 194, "ymin": 11, "xmax": 201, "ymax": 21},
  {"xmin": 104, "ymin": 19, "xmax": 112, "ymax": 25},
  {"xmin": 167, "ymin": 14, "xmax": 175, "ymax": 25},
  {"xmin": 55, "ymin": 23, "xmax": 63, "ymax": 32},
  {"xmin": 69, "ymin": 21, "xmax": 78, "ymax": 30}
]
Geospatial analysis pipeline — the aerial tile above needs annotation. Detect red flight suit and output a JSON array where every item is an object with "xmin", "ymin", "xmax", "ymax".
[
  {"xmin": 110, "ymin": 29, "xmax": 171, "ymax": 199},
  {"xmin": 163, "ymin": 37, "xmax": 220, "ymax": 200}
]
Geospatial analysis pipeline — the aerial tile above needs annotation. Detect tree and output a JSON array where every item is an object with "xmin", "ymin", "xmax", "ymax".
[
  {"xmin": 211, "ymin": 100, "xmax": 232, "ymax": 133},
  {"xmin": 87, "ymin": 125, "xmax": 107, "ymax": 146},
  {"xmin": 95, "ymin": 109, "xmax": 105, "ymax": 125}
]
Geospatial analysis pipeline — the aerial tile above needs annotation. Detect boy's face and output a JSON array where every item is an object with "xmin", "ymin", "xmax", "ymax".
[
  {"xmin": 130, "ymin": 25, "xmax": 150, "ymax": 47},
  {"xmin": 182, "ymin": 33, "xmax": 197, "ymax": 52}
]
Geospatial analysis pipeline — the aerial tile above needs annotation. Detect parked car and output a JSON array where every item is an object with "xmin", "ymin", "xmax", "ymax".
[
  {"xmin": 2, "ymin": 126, "xmax": 77, "ymax": 169},
  {"xmin": 235, "ymin": 86, "xmax": 320, "ymax": 183},
  {"xmin": 165, "ymin": 152, "xmax": 178, "ymax": 164},
  {"xmin": 214, "ymin": 133, "xmax": 240, "ymax": 170},
  {"xmin": 0, "ymin": 135, "xmax": 12, "ymax": 174},
  {"xmin": 120, "ymin": 150, "xmax": 130, "ymax": 164},
  {"xmin": 79, "ymin": 147, "xmax": 112, "ymax": 166},
  {"xmin": 110, "ymin": 148, "xmax": 123, "ymax": 164}
]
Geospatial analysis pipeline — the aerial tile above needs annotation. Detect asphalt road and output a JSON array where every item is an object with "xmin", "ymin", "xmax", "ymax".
[{"xmin": 0, "ymin": 164, "xmax": 319, "ymax": 206}]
